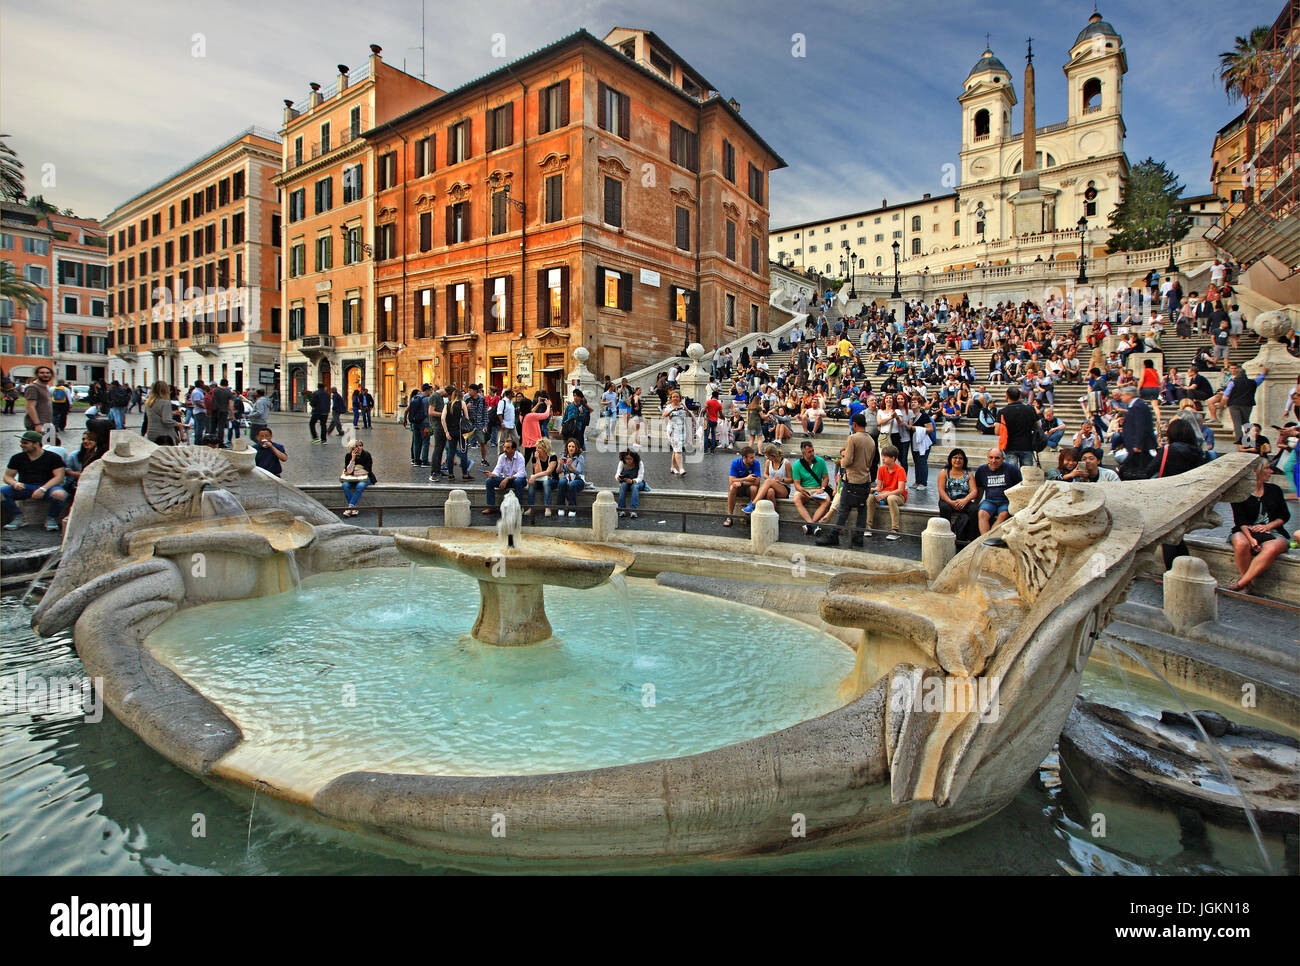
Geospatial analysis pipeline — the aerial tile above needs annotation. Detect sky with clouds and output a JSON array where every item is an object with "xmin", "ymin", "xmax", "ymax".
[{"xmin": 1, "ymin": 0, "xmax": 1281, "ymax": 226}]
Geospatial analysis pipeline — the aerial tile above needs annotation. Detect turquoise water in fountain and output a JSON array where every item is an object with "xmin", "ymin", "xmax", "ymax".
[{"xmin": 142, "ymin": 568, "xmax": 854, "ymax": 780}]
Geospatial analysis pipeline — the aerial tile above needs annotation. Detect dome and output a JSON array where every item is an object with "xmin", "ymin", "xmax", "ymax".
[
  {"xmin": 1073, "ymin": 12, "xmax": 1120, "ymax": 48},
  {"xmin": 967, "ymin": 48, "xmax": 1008, "ymax": 78}
]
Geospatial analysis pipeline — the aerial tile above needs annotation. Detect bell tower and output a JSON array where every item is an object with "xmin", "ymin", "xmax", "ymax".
[{"xmin": 958, "ymin": 44, "xmax": 1016, "ymax": 242}]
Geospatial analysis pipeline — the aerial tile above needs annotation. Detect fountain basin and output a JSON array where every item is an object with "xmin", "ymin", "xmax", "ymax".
[{"xmin": 394, "ymin": 529, "xmax": 634, "ymax": 645}]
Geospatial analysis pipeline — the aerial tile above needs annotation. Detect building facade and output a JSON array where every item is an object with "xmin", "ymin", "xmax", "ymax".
[
  {"xmin": 1210, "ymin": 110, "xmax": 1248, "ymax": 224},
  {"xmin": 364, "ymin": 27, "xmax": 783, "ymax": 411},
  {"xmin": 49, "ymin": 212, "xmax": 110, "ymax": 384},
  {"xmin": 103, "ymin": 128, "xmax": 282, "ymax": 393},
  {"xmin": 772, "ymin": 11, "xmax": 1130, "ymax": 277},
  {"xmin": 274, "ymin": 46, "xmax": 443, "ymax": 412},
  {"xmin": 1, "ymin": 202, "xmax": 56, "ymax": 380}
]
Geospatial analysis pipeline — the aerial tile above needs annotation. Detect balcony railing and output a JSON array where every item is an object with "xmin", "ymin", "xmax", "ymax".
[
  {"xmin": 192, "ymin": 333, "xmax": 220, "ymax": 355},
  {"xmin": 149, "ymin": 338, "xmax": 178, "ymax": 355},
  {"xmin": 298, "ymin": 334, "xmax": 335, "ymax": 353},
  {"xmin": 112, "ymin": 345, "xmax": 139, "ymax": 361}
]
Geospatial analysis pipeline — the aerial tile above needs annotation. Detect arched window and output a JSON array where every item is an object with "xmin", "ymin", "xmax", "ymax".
[
  {"xmin": 875, "ymin": 255, "xmax": 882, "ymax": 267},
  {"xmin": 911, "ymin": 238, "xmax": 921, "ymax": 255},
  {"xmin": 1082, "ymin": 77, "xmax": 1102, "ymax": 113},
  {"xmin": 858, "ymin": 258, "xmax": 865, "ymax": 269},
  {"xmin": 973, "ymin": 109, "xmax": 990, "ymax": 139},
  {"xmin": 911, "ymin": 215, "xmax": 921, "ymax": 232}
]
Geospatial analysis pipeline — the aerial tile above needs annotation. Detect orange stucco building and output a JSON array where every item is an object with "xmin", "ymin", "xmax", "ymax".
[
  {"xmin": 1, "ymin": 202, "xmax": 57, "ymax": 380},
  {"xmin": 104, "ymin": 128, "xmax": 282, "ymax": 393},
  {"xmin": 274, "ymin": 46, "xmax": 442, "ymax": 411},
  {"xmin": 363, "ymin": 27, "xmax": 785, "ymax": 412}
]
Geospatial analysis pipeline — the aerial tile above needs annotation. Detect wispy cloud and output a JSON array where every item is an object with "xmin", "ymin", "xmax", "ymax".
[{"xmin": 0, "ymin": 0, "xmax": 1278, "ymax": 222}]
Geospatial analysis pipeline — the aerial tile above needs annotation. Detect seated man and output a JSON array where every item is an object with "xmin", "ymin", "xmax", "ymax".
[
  {"xmin": 1039, "ymin": 406, "xmax": 1067, "ymax": 449},
  {"xmin": 723, "ymin": 446, "xmax": 762, "ymax": 527},
  {"xmin": 482, "ymin": 437, "xmax": 527, "ymax": 514},
  {"xmin": 975, "ymin": 448, "xmax": 1022, "ymax": 534},
  {"xmin": 3, "ymin": 431, "xmax": 69, "ymax": 531},
  {"xmin": 864, "ymin": 444, "xmax": 908, "ymax": 540},
  {"xmin": 791, "ymin": 439, "xmax": 834, "ymax": 535}
]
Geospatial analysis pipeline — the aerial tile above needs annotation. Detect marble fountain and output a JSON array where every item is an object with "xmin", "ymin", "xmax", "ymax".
[{"xmin": 29, "ymin": 430, "xmax": 1261, "ymax": 869}]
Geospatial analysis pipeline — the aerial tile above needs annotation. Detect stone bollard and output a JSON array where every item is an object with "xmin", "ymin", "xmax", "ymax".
[
  {"xmin": 750, "ymin": 499, "xmax": 780, "ymax": 553},
  {"xmin": 444, "ymin": 489, "xmax": 471, "ymax": 529},
  {"xmin": 592, "ymin": 490, "xmax": 618, "ymax": 541},
  {"xmin": 1163, "ymin": 555, "xmax": 1218, "ymax": 633},
  {"xmin": 1007, "ymin": 464, "xmax": 1045, "ymax": 515},
  {"xmin": 921, "ymin": 516, "xmax": 956, "ymax": 583}
]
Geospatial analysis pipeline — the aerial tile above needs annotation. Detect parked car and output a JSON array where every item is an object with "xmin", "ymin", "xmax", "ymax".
[{"xmin": 71, "ymin": 384, "xmax": 91, "ymax": 402}]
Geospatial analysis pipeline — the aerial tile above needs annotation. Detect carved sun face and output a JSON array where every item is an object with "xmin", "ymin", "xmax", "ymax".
[{"xmin": 143, "ymin": 446, "xmax": 238, "ymax": 516}]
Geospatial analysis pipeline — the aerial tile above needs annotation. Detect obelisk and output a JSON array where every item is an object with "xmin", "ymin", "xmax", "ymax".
[{"xmin": 1011, "ymin": 39, "xmax": 1046, "ymax": 235}]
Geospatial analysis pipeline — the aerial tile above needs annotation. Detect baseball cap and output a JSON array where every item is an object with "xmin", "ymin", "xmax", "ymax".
[
  {"xmin": 17, "ymin": 430, "xmax": 44, "ymax": 443},
  {"xmin": 420, "ymin": 383, "xmax": 431, "ymax": 390}
]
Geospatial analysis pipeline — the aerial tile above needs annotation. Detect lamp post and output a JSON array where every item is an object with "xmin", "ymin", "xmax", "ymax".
[
  {"xmin": 1165, "ymin": 209, "xmax": 1179, "ymax": 276},
  {"xmin": 1075, "ymin": 215, "xmax": 1088, "ymax": 285},
  {"xmin": 841, "ymin": 241, "xmax": 857, "ymax": 299},
  {"xmin": 891, "ymin": 239, "xmax": 901, "ymax": 299}
]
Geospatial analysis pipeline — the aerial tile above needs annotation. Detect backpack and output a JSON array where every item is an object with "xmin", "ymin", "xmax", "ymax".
[{"xmin": 52, "ymin": 386, "xmax": 69, "ymax": 405}]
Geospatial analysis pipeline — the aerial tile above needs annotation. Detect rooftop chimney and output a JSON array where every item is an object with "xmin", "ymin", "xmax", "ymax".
[
  {"xmin": 727, "ymin": 97, "xmax": 740, "ymax": 112},
  {"xmin": 923, "ymin": 193, "xmax": 931, "ymax": 200},
  {"xmin": 369, "ymin": 44, "xmax": 383, "ymax": 76},
  {"xmin": 283, "ymin": 98, "xmax": 300, "ymax": 125},
  {"xmin": 309, "ymin": 82, "xmax": 323, "ymax": 110},
  {"xmin": 337, "ymin": 63, "xmax": 350, "ymax": 93}
]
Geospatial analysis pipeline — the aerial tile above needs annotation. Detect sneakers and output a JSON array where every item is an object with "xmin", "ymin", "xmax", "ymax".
[
  {"xmin": 3, "ymin": 516, "xmax": 23, "ymax": 530},
  {"xmin": 741, "ymin": 502, "xmax": 755, "ymax": 514},
  {"xmin": 886, "ymin": 530, "xmax": 901, "ymax": 541},
  {"xmin": 45, "ymin": 519, "xmax": 60, "ymax": 531},
  {"xmin": 629, "ymin": 511, "xmax": 638, "ymax": 519},
  {"xmin": 618, "ymin": 510, "xmax": 628, "ymax": 518},
  {"xmin": 915, "ymin": 484, "xmax": 927, "ymax": 491},
  {"xmin": 567, "ymin": 510, "xmax": 576, "ymax": 517},
  {"xmin": 480, "ymin": 459, "xmax": 490, "ymax": 467}
]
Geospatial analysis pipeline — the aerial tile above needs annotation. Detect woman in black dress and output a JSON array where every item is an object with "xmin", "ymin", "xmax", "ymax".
[{"xmin": 1225, "ymin": 457, "xmax": 1291, "ymax": 592}]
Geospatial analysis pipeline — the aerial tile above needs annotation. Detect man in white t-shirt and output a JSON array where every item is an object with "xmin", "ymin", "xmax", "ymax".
[{"xmin": 496, "ymin": 389, "xmax": 520, "ymax": 448}]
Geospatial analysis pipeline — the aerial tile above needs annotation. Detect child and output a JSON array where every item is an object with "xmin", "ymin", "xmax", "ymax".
[{"xmin": 865, "ymin": 444, "xmax": 908, "ymax": 540}]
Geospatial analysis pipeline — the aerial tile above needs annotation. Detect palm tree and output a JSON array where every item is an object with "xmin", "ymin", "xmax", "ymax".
[
  {"xmin": 0, "ymin": 261, "xmax": 45, "ymax": 309},
  {"xmin": 0, "ymin": 134, "xmax": 24, "ymax": 202},
  {"xmin": 1218, "ymin": 26, "xmax": 1275, "ymax": 205}
]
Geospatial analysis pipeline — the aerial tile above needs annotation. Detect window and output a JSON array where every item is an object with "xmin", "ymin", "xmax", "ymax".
[
  {"xmin": 414, "ymin": 135, "xmax": 433, "ymax": 176},
  {"xmin": 127, "ymin": 225, "xmax": 136, "ymax": 246},
  {"xmin": 413, "ymin": 288, "xmax": 433, "ymax": 338},
  {"xmin": 418, "ymin": 212, "xmax": 432, "ymax": 251},
  {"xmin": 315, "ymin": 177, "xmax": 333, "ymax": 214},
  {"xmin": 911, "ymin": 238, "xmax": 921, "ymax": 255},
  {"xmin": 63, "ymin": 295, "xmax": 78, "ymax": 314},
  {"xmin": 486, "ymin": 103, "xmax": 513, "ymax": 151},
  {"xmin": 293, "ymin": 137, "xmax": 303, "ymax": 166},
  {"xmin": 315, "ymin": 235, "xmax": 332, "ymax": 271},
  {"xmin": 537, "ymin": 265, "xmax": 568, "ymax": 328},
  {"xmin": 139, "ymin": 218, "xmax": 148, "ymax": 242},
  {"xmin": 974, "ymin": 108, "xmax": 990, "ymax": 139},
  {"xmin": 288, "ymin": 188, "xmax": 306, "ymax": 222},
  {"xmin": 180, "ymin": 235, "xmax": 190, "ymax": 262},
  {"xmin": 721, "ymin": 139, "xmax": 737, "ymax": 183},
  {"xmin": 725, "ymin": 219, "xmax": 737, "ymax": 261},
  {"xmin": 349, "ymin": 106, "xmax": 362, "ymax": 140},
  {"xmin": 856, "ymin": 236, "xmax": 866, "ymax": 245},
  {"xmin": 892, "ymin": 230, "xmax": 902, "ymax": 239},
  {"xmin": 22, "ymin": 236, "xmax": 49, "ymax": 255},
  {"xmin": 911, "ymin": 215, "xmax": 921, "ymax": 232},
  {"xmin": 747, "ymin": 163, "xmax": 764, "ymax": 204},
  {"xmin": 892, "ymin": 213, "xmax": 900, "ymax": 221},
  {"xmin": 316, "ymin": 300, "xmax": 330, "ymax": 335},
  {"xmin": 151, "ymin": 212, "xmax": 162, "ymax": 235},
  {"xmin": 205, "ymin": 224, "xmax": 215, "ymax": 254},
  {"xmin": 163, "ymin": 240, "xmax": 174, "ymax": 268},
  {"xmin": 544, "ymin": 174, "xmax": 563, "ymax": 223},
  {"xmin": 343, "ymin": 296, "xmax": 362, "ymax": 335},
  {"xmin": 90, "ymin": 299, "xmax": 105, "ymax": 317},
  {"xmin": 446, "ymin": 202, "xmax": 470, "ymax": 244},
  {"xmin": 823, "ymin": 227, "xmax": 830, "ymax": 233},
  {"xmin": 1082, "ymin": 77, "xmax": 1102, "ymax": 113},
  {"xmin": 447, "ymin": 120, "xmax": 471, "ymax": 165},
  {"xmin": 669, "ymin": 121, "xmax": 699, "ymax": 171},
  {"xmin": 232, "ymin": 171, "xmax": 245, "ymax": 200},
  {"xmin": 486, "ymin": 275, "xmax": 511, "ymax": 332},
  {"xmin": 343, "ymin": 225, "xmax": 363, "ymax": 264},
  {"xmin": 24, "ymin": 264, "xmax": 48, "ymax": 285},
  {"xmin": 25, "ymin": 336, "xmax": 49, "ymax": 356},
  {"xmin": 596, "ymin": 266, "xmax": 632, "ymax": 310},
  {"xmin": 603, "ymin": 176, "xmax": 623, "ymax": 228},
  {"xmin": 537, "ymin": 80, "xmax": 570, "ymax": 133},
  {"xmin": 288, "ymin": 243, "xmax": 306, "ymax": 278},
  {"xmin": 750, "ymin": 303, "xmax": 759, "ymax": 332},
  {"xmin": 342, "ymin": 163, "xmax": 364, "ymax": 203},
  {"xmin": 750, "ymin": 235, "xmax": 761, "ymax": 271},
  {"xmin": 874, "ymin": 233, "xmax": 883, "ymax": 242},
  {"xmin": 0, "ymin": 334, "xmax": 12, "ymax": 354},
  {"xmin": 288, "ymin": 305, "xmax": 305, "ymax": 340},
  {"xmin": 151, "ymin": 246, "xmax": 160, "ymax": 272},
  {"xmin": 232, "ymin": 212, "xmax": 245, "ymax": 245},
  {"xmin": 491, "ymin": 190, "xmax": 510, "ymax": 235},
  {"xmin": 374, "ymin": 223, "xmax": 397, "ymax": 260},
  {"xmin": 954, "ymin": 220, "xmax": 961, "ymax": 237},
  {"xmin": 205, "ymin": 185, "xmax": 216, "ymax": 211},
  {"xmin": 675, "ymin": 206, "xmax": 691, "ymax": 251},
  {"xmin": 597, "ymin": 82, "xmax": 630, "ymax": 139},
  {"xmin": 57, "ymin": 259, "xmax": 83, "ymax": 285},
  {"xmin": 667, "ymin": 284, "xmax": 694, "ymax": 324},
  {"xmin": 446, "ymin": 282, "xmax": 468, "ymax": 335},
  {"xmin": 857, "ymin": 220, "xmax": 864, "ymax": 227},
  {"xmin": 725, "ymin": 293, "xmax": 735, "ymax": 328},
  {"xmin": 377, "ymin": 152, "xmax": 398, "ymax": 190}
]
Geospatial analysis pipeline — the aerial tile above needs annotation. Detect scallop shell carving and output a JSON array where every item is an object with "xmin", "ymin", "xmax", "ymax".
[{"xmin": 143, "ymin": 445, "xmax": 238, "ymax": 516}]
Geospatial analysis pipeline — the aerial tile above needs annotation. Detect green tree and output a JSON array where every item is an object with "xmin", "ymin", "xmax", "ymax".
[
  {"xmin": 1105, "ymin": 158, "xmax": 1191, "ymax": 254},
  {"xmin": 0, "ymin": 262, "xmax": 46, "ymax": 309},
  {"xmin": 0, "ymin": 134, "xmax": 25, "ymax": 202},
  {"xmin": 1218, "ymin": 25, "xmax": 1275, "ymax": 205}
]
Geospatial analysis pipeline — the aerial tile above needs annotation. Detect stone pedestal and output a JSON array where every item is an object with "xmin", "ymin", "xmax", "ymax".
[
  {"xmin": 679, "ymin": 342, "xmax": 709, "ymax": 406},
  {"xmin": 444, "ymin": 489, "xmax": 471, "ymax": 529},
  {"xmin": 921, "ymin": 517, "xmax": 956, "ymax": 583},
  {"xmin": 750, "ymin": 500, "xmax": 780, "ymax": 553},
  {"xmin": 566, "ymin": 346, "xmax": 602, "ymax": 411},
  {"xmin": 592, "ymin": 490, "xmax": 617, "ymax": 541},
  {"xmin": 472, "ymin": 581, "xmax": 552, "ymax": 646},
  {"xmin": 1246, "ymin": 310, "xmax": 1300, "ymax": 430},
  {"xmin": 1163, "ymin": 555, "xmax": 1218, "ymax": 633}
]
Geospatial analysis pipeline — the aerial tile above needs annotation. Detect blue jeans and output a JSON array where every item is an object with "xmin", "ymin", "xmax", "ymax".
[
  {"xmin": 527, "ymin": 477, "xmax": 554, "ymax": 507},
  {"xmin": 109, "ymin": 406, "xmax": 126, "ymax": 429},
  {"xmin": 556, "ymin": 478, "xmax": 585, "ymax": 507},
  {"xmin": 913, "ymin": 451, "xmax": 929, "ymax": 487},
  {"xmin": 704, "ymin": 421, "xmax": 718, "ymax": 452},
  {"xmin": 485, "ymin": 476, "xmax": 525, "ymax": 507},
  {"xmin": 618, "ymin": 480, "xmax": 639, "ymax": 510},
  {"xmin": 410, "ymin": 422, "xmax": 429, "ymax": 463},
  {"xmin": 341, "ymin": 480, "xmax": 369, "ymax": 507},
  {"xmin": 1046, "ymin": 429, "xmax": 1066, "ymax": 449},
  {"xmin": 362, "ymin": 408, "xmax": 372, "ymax": 429},
  {"xmin": 444, "ymin": 438, "xmax": 469, "ymax": 477},
  {"xmin": 2, "ymin": 484, "xmax": 68, "ymax": 521},
  {"xmin": 1006, "ymin": 450, "xmax": 1037, "ymax": 469},
  {"xmin": 191, "ymin": 412, "xmax": 207, "ymax": 441}
]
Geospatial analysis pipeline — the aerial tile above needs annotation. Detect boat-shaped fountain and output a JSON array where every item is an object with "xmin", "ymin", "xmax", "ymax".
[{"xmin": 29, "ymin": 430, "xmax": 1261, "ymax": 868}]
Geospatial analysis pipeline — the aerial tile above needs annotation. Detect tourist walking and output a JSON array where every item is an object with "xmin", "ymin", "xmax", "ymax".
[
  {"xmin": 310, "ymin": 383, "xmax": 332, "ymax": 445},
  {"xmin": 144, "ymin": 380, "xmax": 182, "ymax": 445}
]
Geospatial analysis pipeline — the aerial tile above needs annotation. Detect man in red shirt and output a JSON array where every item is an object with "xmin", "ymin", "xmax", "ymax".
[
  {"xmin": 704, "ymin": 390, "xmax": 724, "ymax": 453},
  {"xmin": 865, "ymin": 443, "xmax": 908, "ymax": 540}
]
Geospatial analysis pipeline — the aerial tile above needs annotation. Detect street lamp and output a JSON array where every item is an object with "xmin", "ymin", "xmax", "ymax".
[
  {"xmin": 891, "ymin": 239, "xmax": 901, "ymax": 299},
  {"xmin": 1075, "ymin": 215, "xmax": 1088, "ymax": 285},
  {"xmin": 841, "ymin": 240, "xmax": 857, "ymax": 299},
  {"xmin": 1165, "ymin": 210, "xmax": 1179, "ymax": 276}
]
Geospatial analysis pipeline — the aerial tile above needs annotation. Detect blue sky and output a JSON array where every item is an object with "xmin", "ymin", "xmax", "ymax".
[{"xmin": 1, "ymin": 0, "xmax": 1279, "ymax": 224}]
